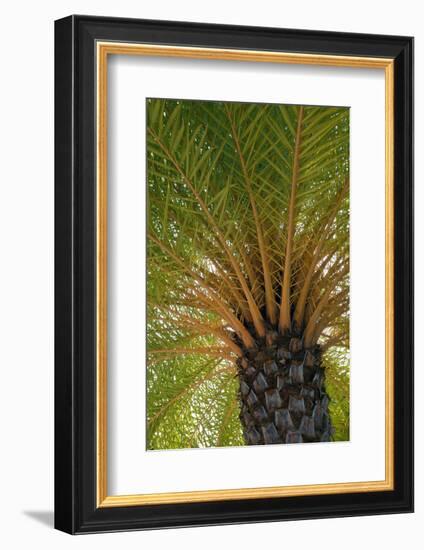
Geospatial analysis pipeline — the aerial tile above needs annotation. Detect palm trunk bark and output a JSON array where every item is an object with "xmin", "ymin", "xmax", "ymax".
[{"xmin": 237, "ymin": 331, "xmax": 332, "ymax": 445}]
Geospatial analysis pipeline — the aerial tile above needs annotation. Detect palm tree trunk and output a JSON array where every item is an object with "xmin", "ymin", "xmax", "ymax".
[{"xmin": 237, "ymin": 331, "xmax": 332, "ymax": 444}]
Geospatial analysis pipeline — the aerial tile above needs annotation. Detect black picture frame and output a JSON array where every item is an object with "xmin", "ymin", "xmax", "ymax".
[{"xmin": 55, "ymin": 14, "xmax": 414, "ymax": 534}]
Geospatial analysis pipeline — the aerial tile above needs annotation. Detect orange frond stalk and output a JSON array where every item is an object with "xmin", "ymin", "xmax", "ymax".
[
  {"xmin": 226, "ymin": 106, "xmax": 277, "ymax": 326},
  {"xmin": 279, "ymin": 105, "xmax": 304, "ymax": 334}
]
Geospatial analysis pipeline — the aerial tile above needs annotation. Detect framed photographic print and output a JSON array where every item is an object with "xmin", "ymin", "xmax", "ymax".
[{"xmin": 54, "ymin": 15, "xmax": 414, "ymax": 534}]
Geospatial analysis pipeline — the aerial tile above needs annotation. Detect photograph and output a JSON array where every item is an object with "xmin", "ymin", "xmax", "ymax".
[{"xmin": 146, "ymin": 98, "xmax": 350, "ymax": 450}]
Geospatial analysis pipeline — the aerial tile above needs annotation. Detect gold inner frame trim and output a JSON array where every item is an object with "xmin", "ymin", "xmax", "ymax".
[{"xmin": 96, "ymin": 41, "xmax": 395, "ymax": 508}]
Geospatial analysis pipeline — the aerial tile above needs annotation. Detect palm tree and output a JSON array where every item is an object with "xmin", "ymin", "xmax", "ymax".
[{"xmin": 146, "ymin": 98, "xmax": 349, "ymax": 449}]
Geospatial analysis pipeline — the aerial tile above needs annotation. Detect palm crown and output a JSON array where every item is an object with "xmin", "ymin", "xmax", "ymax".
[{"xmin": 146, "ymin": 98, "xmax": 349, "ymax": 449}]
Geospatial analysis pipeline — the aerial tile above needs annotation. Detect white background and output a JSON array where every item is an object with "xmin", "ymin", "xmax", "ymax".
[
  {"xmin": 108, "ymin": 56, "xmax": 386, "ymax": 495},
  {"xmin": 0, "ymin": 1, "xmax": 420, "ymax": 548}
]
